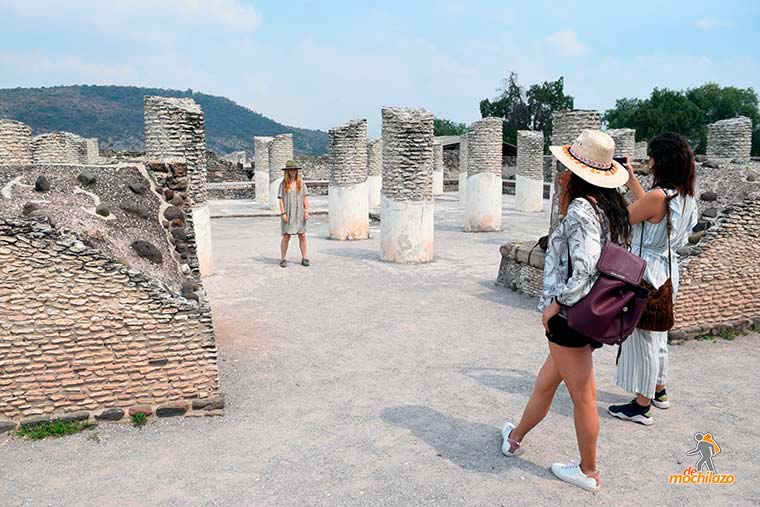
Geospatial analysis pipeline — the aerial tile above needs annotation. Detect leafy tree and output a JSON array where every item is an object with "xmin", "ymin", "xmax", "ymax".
[
  {"xmin": 480, "ymin": 71, "xmax": 573, "ymax": 149},
  {"xmin": 434, "ymin": 118, "xmax": 468, "ymax": 136},
  {"xmin": 604, "ymin": 83, "xmax": 760, "ymax": 155}
]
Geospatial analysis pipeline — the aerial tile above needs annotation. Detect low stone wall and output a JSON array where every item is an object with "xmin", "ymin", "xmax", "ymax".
[
  {"xmin": 0, "ymin": 162, "xmax": 222, "ymax": 428},
  {"xmin": 208, "ymin": 182, "xmax": 256, "ymax": 200},
  {"xmin": 295, "ymin": 154, "xmax": 330, "ymax": 180},
  {"xmin": 496, "ymin": 242, "xmax": 545, "ymax": 297},
  {"xmin": 0, "ymin": 119, "xmax": 33, "ymax": 164},
  {"xmin": 31, "ymin": 132, "xmax": 88, "ymax": 165}
]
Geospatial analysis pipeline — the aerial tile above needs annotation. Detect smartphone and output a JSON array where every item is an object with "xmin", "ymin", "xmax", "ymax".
[{"xmin": 613, "ymin": 156, "xmax": 628, "ymax": 165}]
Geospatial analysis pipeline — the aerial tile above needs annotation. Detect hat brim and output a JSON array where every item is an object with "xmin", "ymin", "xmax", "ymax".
[
  {"xmin": 549, "ymin": 145, "xmax": 629, "ymax": 189},
  {"xmin": 282, "ymin": 166, "xmax": 301, "ymax": 170}
]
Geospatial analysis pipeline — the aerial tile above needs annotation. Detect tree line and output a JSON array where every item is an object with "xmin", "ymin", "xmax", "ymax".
[{"xmin": 434, "ymin": 72, "xmax": 760, "ymax": 156}]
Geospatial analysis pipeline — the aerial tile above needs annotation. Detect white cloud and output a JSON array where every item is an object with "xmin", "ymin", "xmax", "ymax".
[
  {"xmin": 4, "ymin": 0, "xmax": 260, "ymax": 32},
  {"xmin": 545, "ymin": 30, "xmax": 590, "ymax": 57}
]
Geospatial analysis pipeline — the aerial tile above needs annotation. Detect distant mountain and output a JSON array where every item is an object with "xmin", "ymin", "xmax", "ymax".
[{"xmin": 0, "ymin": 85, "xmax": 328, "ymax": 155}]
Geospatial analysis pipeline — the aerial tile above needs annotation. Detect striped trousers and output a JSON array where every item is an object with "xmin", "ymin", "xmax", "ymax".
[{"xmin": 613, "ymin": 328, "xmax": 668, "ymax": 399}]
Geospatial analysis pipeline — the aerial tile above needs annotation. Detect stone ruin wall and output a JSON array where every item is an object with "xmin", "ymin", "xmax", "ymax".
[
  {"xmin": 605, "ymin": 128, "xmax": 636, "ymax": 158},
  {"xmin": 0, "ymin": 119, "xmax": 33, "ymax": 164},
  {"xmin": 0, "ymin": 161, "xmax": 222, "ymax": 428},
  {"xmin": 459, "ymin": 134, "xmax": 468, "ymax": 174},
  {"xmin": 516, "ymin": 131, "xmax": 544, "ymax": 180},
  {"xmin": 442, "ymin": 147, "xmax": 459, "ymax": 179},
  {"xmin": 85, "ymin": 138, "xmax": 100, "ymax": 164},
  {"xmin": 269, "ymin": 134, "xmax": 294, "ymax": 182},
  {"xmin": 31, "ymin": 132, "xmax": 88, "ymax": 165},
  {"xmin": 467, "ymin": 117, "xmax": 503, "ymax": 176},
  {"xmin": 367, "ymin": 138, "xmax": 383, "ymax": 177},
  {"xmin": 432, "ymin": 142, "xmax": 444, "ymax": 174},
  {"xmin": 381, "ymin": 107, "xmax": 434, "ymax": 201},
  {"xmin": 253, "ymin": 136, "xmax": 272, "ymax": 174},
  {"xmin": 294, "ymin": 154, "xmax": 330, "ymax": 180},
  {"xmin": 496, "ymin": 243, "xmax": 544, "ymax": 297},
  {"xmin": 672, "ymin": 195, "xmax": 760, "ymax": 339},
  {"xmin": 328, "ymin": 119, "xmax": 368, "ymax": 186},
  {"xmin": 634, "ymin": 141, "xmax": 648, "ymax": 160},
  {"xmin": 144, "ymin": 96, "xmax": 207, "ymax": 207},
  {"xmin": 707, "ymin": 117, "xmax": 752, "ymax": 162},
  {"xmin": 222, "ymin": 151, "xmax": 247, "ymax": 165}
]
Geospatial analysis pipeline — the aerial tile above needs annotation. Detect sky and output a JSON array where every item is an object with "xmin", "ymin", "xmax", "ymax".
[{"xmin": 1, "ymin": 0, "xmax": 759, "ymax": 137}]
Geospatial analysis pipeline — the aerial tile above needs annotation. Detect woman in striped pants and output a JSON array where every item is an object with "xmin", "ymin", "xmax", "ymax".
[{"xmin": 609, "ymin": 133, "xmax": 698, "ymax": 425}]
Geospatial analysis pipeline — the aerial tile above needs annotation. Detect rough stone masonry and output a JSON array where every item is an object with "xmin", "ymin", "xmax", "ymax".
[
  {"xmin": 432, "ymin": 141, "xmax": 444, "ymax": 196},
  {"xmin": 515, "ymin": 130, "xmax": 544, "ymax": 213},
  {"xmin": 367, "ymin": 138, "xmax": 383, "ymax": 209},
  {"xmin": 328, "ymin": 119, "xmax": 369, "ymax": 240},
  {"xmin": 268, "ymin": 134, "xmax": 294, "ymax": 211},
  {"xmin": 144, "ymin": 96, "xmax": 213, "ymax": 277},
  {"xmin": 380, "ymin": 107, "xmax": 435, "ymax": 263},
  {"xmin": 464, "ymin": 117, "xmax": 503, "ymax": 232},
  {"xmin": 0, "ymin": 119, "xmax": 33, "ymax": 164},
  {"xmin": 606, "ymin": 128, "xmax": 636, "ymax": 159},
  {"xmin": 0, "ymin": 161, "xmax": 223, "ymax": 428},
  {"xmin": 707, "ymin": 116, "xmax": 752, "ymax": 162},
  {"xmin": 31, "ymin": 132, "xmax": 88, "ymax": 165}
]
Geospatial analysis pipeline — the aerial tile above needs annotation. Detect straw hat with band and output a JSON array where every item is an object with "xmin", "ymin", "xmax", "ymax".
[
  {"xmin": 282, "ymin": 160, "xmax": 301, "ymax": 171},
  {"xmin": 549, "ymin": 130, "xmax": 629, "ymax": 188}
]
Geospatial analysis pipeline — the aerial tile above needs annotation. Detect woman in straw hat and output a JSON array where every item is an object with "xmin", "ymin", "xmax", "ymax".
[
  {"xmin": 278, "ymin": 160, "xmax": 310, "ymax": 268},
  {"xmin": 608, "ymin": 133, "xmax": 697, "ymax": 425},
  {"xmin": 501, "ymin": 130, "xmax": 630, "ymax": 492}
]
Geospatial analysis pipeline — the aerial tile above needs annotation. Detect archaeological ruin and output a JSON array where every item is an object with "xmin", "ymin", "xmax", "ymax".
[
  {"xmin": 253, "ymin": 136, "xmax": 273, "ymax": 205},
  {"xmin": 0, "ymin": 119, "xmax": 33, "ymax": 164},
  {"xmin": 380, "ymin": 107, "xmax": 435, "ymax": 263},
  {"xmin": 458, "ymin": 134, "xmax": 468, "ymax": 203},
  {"xmin": 328, "ymin": 119, "xmax": 369, "ymax": 240},
  {"xmin": 144, "ymin": 96, "xmax": 213, "ymax": 277},
  {"xmin": 432, "ymin": 141, "xmax": 444, "ymax": 196},
  {"xmin": 635, "ymin": 141, "xmax": 648, "ymax": 160},
  {"xmin": 367, "ymin": 138, "xmax": 383, "ymax": 209},
  {"xmin": 464, "ymin": 117, "xmax": 503, "ymax": 232},
  {"xmin": 514, "ymin": 130, "xmax": 544, "ymax": 213},
  {"xmin": 707, "ymin": 116, "xmax": 752, "ymax": 162},
  {"xmin": 268, "ymin": 134, "xmax": 294, "ymax": 211},
  {"xmin": 31, "ymin": 132, "xmax": 88, "ymax": 165},
  {"xmin": 606, "ymin": 128, "xmax": 636, "ymax": 159}
]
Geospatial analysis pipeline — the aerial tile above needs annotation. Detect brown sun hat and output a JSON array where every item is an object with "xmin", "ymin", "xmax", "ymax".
[
  {"xmin": 282, "ymin": 160, "xmax": 301, "ymax": 171},
  {"xmin": 549, "ymin": 130, "xmax": 629, "ymax": 188}
]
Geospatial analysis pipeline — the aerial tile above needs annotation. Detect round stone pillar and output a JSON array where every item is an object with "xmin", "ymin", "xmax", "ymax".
[
  {"xmin": 31, "ymin": 132, "xmax": 88, "ymax": 164},
  {"xmin": 549, "ymin": 110, "xmax": 601, "ymax": 231},
  {"xmin": 380, "ymin": 107, "xmax": 435, "ymax": 263},
  {"xmin": 0, "ymin": 119, "xmax": 32, "ymax": 164},
  {"xmin": 606, "ymin": 128, "xmax": 636, "ymax": 158},
  {"xmin": 707, "ymin": 117, "xmax": 752, "ymax": 162},
  {"xmin": 432, "ymin": 141, "xmax": 444, "ymax": 196},
  {"xmin": 253, "ymin": 136, "xmax": 273, "ymax": 204},
  {"xmin": 458, "ymin": 134, "xmax": 468, "ymax": 203},
  {"xmin": 515, "ymin": 130, "xmax": 544, "ymax": 212},
  {"xmin": 269, "ymin": 134, "xmax": 294, "ymax": 211},
  {"xmin": 367, "ymin": 138, "xmax": 383, "ymax": 209},
  {"xmin": 328, "ymin": 119, "xmax": 369, "ymax": 240},
  {"xmin": 464, "ymin": 117, "xmax": 503, "ymax": 232}
]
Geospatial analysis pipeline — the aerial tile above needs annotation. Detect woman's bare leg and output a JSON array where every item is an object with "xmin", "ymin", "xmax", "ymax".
[
  {"xmin": 280, "ymin": 234, "xmax": 290, "ymax": 260},
  {"xmin": 298, "ymin": 233, "xmax": 307, "ymax": 259},
  {"xmin": 549, "ymin": 343, "xmax": 598, "ymax": 475},
  {"xmin": 510, "ymin": 354, "xmax": 563, "ymax": 442}
]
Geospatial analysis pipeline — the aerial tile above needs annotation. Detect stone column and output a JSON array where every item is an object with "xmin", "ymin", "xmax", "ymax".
[
  {"xmin": 515, "ymin": 130, "xmax": 544, "ymax": 212},
  {"xmin": 268, "ymin": 134, "xmax": 294, "ymax": 211},
  {"xmin": 0, "ymin": 119, "xmax": 32, "ymax": 164},
  {"xmin": 380, "ymin": 107, "xmax": 435, "ymax": 263},
  {"xmin": 253, "ymin": 136, "xmax": 273, "ymax": 204},
  {"xmin": 606, "ymin": 128, "xmax": 636, "ymax": 158},
  {"xmin": 458, "ymin": 134, "xmax": 468, "ymax": 203},
  {"xmin": 328, "ymin": 119, "xmax": 369, "ymax": 240},
  {"xmin": 464, "ymin": 117, "xmax": 503, "ymax": 232},
  {"xmin": 634, "ymin": 141, "xmax": 648, "ymax": 160},
  {"xmin": 31, "ymin": 132, "xmax": 88, "ymax": 164},
  {"xmin": 432, "ymin": 141, "xmax": 444, "ymax": 195},
  {"xmin": 144, "ymin": 96, "xmax": 213, "ymax": 277},
  {"xmin": 707, "ymin": 117, "xmax": 752, "ymax": 162},
  {"xmin": 367, "ymin": 138, "xmax": 383, "ymax": 209},
  {"xmin": 549, "ymin": 110, "xmax": 601, "ymax": 231}
]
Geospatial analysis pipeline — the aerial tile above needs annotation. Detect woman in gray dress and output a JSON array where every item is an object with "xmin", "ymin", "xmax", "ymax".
[{"xmin": 278, "ymin": 160, "xmax": 310, "ymax": 268}]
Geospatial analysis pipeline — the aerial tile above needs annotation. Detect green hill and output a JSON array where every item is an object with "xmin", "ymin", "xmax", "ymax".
[{"xmin": 0, "ymin": 85, "xmax": 328, "ymax": 155}]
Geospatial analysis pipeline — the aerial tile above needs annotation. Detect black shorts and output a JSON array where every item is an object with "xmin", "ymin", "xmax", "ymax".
[{"xmin": 546, "ymin": 315, "xmax": 603, "ymax": 349}]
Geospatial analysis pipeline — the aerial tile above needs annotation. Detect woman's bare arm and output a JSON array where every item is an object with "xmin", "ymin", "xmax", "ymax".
[
  {"xmin": 628, "ymin": 189, "xmax": 666, "ymax": 226},
  {"xmin": 623, "ymin": 158, "xmax": 647, "ymax": 201}
]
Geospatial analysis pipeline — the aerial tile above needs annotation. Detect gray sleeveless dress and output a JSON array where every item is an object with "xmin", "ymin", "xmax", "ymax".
[{"xmin": 278, "ymin": 181, "xmax": 309, "ymax": 235}]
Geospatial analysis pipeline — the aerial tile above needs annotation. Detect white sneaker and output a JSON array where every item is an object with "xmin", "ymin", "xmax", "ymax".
[
  {"xmin": 550, "ymin": 460, "xmax": 601, "ymax": 492},
  {"xmin": 500, "ymin": 421, "xmax": 523, "ymax": 457}
]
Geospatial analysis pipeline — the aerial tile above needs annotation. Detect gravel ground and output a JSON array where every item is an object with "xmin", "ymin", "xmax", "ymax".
[{"xmin": 2, "ymin": 193, "xmax": 758, "ymax": 506}]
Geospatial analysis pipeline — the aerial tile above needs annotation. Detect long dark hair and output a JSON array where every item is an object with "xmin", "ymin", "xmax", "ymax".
[
  {"xmin": 648, "ymin": 132, "xmax": 696, "ymax": 196},
  {"xmin": 566, "ymin": 172, "xmax": 631, "ymax": 243}
]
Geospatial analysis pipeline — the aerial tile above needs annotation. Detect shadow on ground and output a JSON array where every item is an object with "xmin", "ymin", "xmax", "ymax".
[{"xmin": 380, "ymin": 405, "xmax": 551, "ymax": 479}]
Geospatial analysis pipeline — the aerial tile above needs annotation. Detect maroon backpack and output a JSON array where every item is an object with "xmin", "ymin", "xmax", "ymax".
[{"xmin": 566, "ymin": 201, "xmax": 650, "ymax": 345}]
